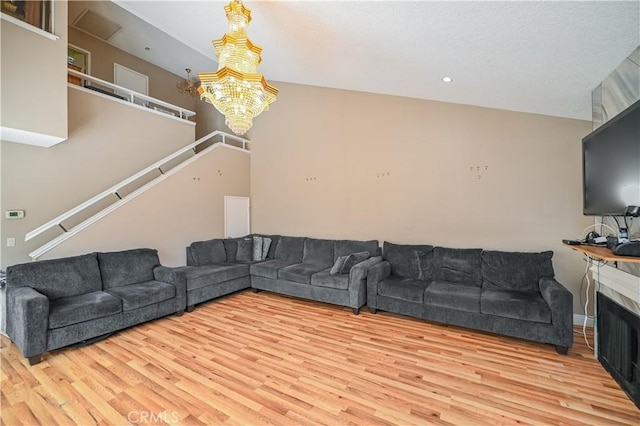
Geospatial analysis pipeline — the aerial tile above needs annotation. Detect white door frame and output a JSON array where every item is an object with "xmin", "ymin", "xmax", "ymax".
[{"xmin": 224, "ymin": 196, "xmax": 250, "ymax": 238}]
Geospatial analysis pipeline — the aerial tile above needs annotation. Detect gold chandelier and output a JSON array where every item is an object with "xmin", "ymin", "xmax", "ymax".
[
  {"xmin": 177, "ymin": 68, "xmax": 199, "ymax": 98},
  {"xmin": 198, "ymin": 0, "xmax": 278, "ymax": 136}
]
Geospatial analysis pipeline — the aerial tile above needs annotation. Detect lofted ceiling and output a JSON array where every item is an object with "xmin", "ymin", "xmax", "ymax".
[{"xmin": 73, "ymin": 1, "xmax": 639, "ymax": 121}]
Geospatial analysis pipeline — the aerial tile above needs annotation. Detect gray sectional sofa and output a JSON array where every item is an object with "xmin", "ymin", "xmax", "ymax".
[
  {"xmin": 367, "ymin": 242, "xmax": 573, "ymax": 354},
  {"xmin": 6, "ymin": 248, "xmax": 186, "ymax": 365},
  {"xmin": 5, "ymin": 236, "xmax": 573, "ymax": 365},
  {"xmin": 184, "ymin": 235, "xmax": 381, "ymax": 314}
]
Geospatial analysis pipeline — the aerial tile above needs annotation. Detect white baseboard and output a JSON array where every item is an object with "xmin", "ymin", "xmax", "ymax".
[{"xmin": 573, "ymin": 313, "xmax": 594, "ymax": 327}]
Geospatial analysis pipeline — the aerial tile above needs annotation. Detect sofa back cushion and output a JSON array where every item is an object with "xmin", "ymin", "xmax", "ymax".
[
  {"xmin": 274, "ymin": 236, "xmax": 305, "ymax": 262},
  {"xmin": 433, "ymin": 247, "xmax": 482, "ymax": 287},
  {"xmin": 6, "ymin": 253, "xmax": 101, "ymax": 299},
  {"xmin": 98, "ymin": 249, "xmax": 160, "ymax": 289},
  {"xmin": 334, "ymin": 240, "xmax": 380, "ymax": 261},
  {"xmin": 189, "ymin": 239, "xmax": 227, "ymax": 266},
  {"xmin": 221, "ymin": 238, "xmax": 240, "ymax": 262},
  {"xmin": 482, "ymin": 250, "xmax": 554, "ymax": 292},
  {"xmin": 303, "ymin": 238, "xmax": 335, "ymax": 267},
  {"xmin": 383, "ymin": 242, "xmax": 434, "ymax": 281}
]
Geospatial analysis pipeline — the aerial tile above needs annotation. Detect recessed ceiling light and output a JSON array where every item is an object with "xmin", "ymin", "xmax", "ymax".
[{"xmin": 442, "ymin": 76, "xmax": 453, "ymax": 83}]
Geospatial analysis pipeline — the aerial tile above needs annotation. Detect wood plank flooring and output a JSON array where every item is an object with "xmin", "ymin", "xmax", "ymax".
[{"xmin": 2, "ymin": 290, "xmax": 638, "ymax": 425}]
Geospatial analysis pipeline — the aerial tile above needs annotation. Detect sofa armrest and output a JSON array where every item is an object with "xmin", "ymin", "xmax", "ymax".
[
  {"xmin": 539, "ymin": 277, "xmax": 573, "ymax": 346},
  {"xmin": 154, "ymin": 266, "xmax": 187, "ymax": 311},
  {"xmin": 349, "ymin": 256, "xmax": 383, "ymax": 281},
  {"xmin": 7, "ymin": 287, "xmax": 49, "ymax": 358},
  {"xmin": 186, "ymin": 246, "xmax": 197, "ymax": 266},
  {"xmin": 367, "ymin": 261, "xmax": 391, "ymax": 310},
  {"xmin": 345, "ymin": 257, "xmax": 382, "ymax": 311}
]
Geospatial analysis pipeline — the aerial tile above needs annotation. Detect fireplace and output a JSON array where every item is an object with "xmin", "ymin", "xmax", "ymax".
[{"xmin": 597, "ymin": 292, "xmax": 640, "ymax": 409}]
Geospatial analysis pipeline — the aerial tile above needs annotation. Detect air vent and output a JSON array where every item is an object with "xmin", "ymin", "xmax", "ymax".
[{"xmin": 72, "ymin": 9, "xmax": 122, "ymax": 41}]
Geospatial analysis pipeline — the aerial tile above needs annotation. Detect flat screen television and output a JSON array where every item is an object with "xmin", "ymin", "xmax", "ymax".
[{"xmin": 582, "ymin": 99, "xmax": 640, "ymax": 216}]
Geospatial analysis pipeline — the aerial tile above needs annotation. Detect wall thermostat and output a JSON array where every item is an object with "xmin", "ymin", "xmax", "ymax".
[{"xmin": 5, "ymin": 210, "xmax": 25, "ymax": 219}]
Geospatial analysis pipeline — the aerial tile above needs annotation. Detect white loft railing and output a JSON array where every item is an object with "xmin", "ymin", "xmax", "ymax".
[
  {"xmin": 68, "ymin": 69, "xmax": 196, "ymax": 121},
  {"xmin": 26, "ymin": 131, "xmax": 250, "ymax": 260}
]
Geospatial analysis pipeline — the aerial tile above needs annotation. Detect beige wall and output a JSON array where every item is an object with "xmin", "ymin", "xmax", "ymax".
[
  {"xmin": 1, "ymin": 87, "xmax": 195, "ymax": 267},
  {"xmin": 195, "ymin": 97, "xmax": 226, "ymax": 140},
  {"xmin": 41, "ymin": 146, "xmax": 250, "ymax": 266},
  {"xmin": 68, "ymin": 26, "xmax": 196, "ymax": 113},
  {"xmin": 1, "ymin": 1, "xmax": 68, "ymax": 141},
  {"xmin": 249, "ymin": 82, "xmax": 593, "ymax": 314}
]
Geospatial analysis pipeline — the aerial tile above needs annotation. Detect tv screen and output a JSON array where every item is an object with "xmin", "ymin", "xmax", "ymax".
[{"xmin": 582, "ymin": 99, "xmax": 640, "ymax": 216}]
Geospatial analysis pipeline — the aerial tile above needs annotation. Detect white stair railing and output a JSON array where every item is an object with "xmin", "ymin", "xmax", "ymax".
[
  {"xmin": 27, "ymin": 131, "xmax": 250, "ymax": 260},
  {"xmin": 68, "ymin": 69, "xmax": 196, "ymax": 120}
]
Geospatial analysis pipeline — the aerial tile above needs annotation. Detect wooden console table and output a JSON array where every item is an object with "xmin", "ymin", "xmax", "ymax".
[{"xmin": 563, "ymin": 243, "xmax": 640, "ymax": 264}]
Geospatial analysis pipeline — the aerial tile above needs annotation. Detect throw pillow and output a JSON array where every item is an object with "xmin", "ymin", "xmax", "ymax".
[
  {"xmin": 253, "ymin": 236, "xmax": 264, "ymax": 261},
  {"xmin": 330, "ymin": 255, "xmax": 349, "ymax": 275},
  {"xmin": 262, "ymin": 237, "xmax": 272, "ymax": 260},
  {"xmin": 236, "ymin": 238, "xmax": 253, "ymax": 262},
  {"xmin": 339, "ymin": 251, "xmax": 371, "ymax": 274}
]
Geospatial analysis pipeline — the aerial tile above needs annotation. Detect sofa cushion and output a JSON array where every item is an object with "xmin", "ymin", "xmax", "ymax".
[
  {"xmin": 98, "ymin": 249, "xmax": 160, "ymax": 289},
  {"xmin": 236, "ymin": 238, "xmax": 253, "ymax": 262},
  {"xmin": 377, "ymin": 276, "xmax": 429, "ymax": 303},
  {"xmin": 279, "ymin": 263, "xmax": 327, "ymax": 285},
  {"xmin": 330, "ymin": 255, "xmax": 349, "ymax": 275},
  {"xmin": 481, "ymin": 288, "xmax": 551, "ymax": 324},
  {"xmin": 250, "ymin": 259, "xmax": 298, "ymax": 279},
  {"xmin": 48, "ymin": 291, "xmax": 122, "ymax": 329},
  {"xmin": 253, "ymin": 236, "xmax": 264, "ymax": 261},
  {"xmin": 222, "ymin": 238, "xmax": 240, "ymax": 262},
  {"xmin": 190, "ymin": 239, "xmax": 227, "ymax": 266},
  {"xmin": 303, "ymin": 238, "xmax": 335, "ymax": 267},
  {"xmin": 262, "ymin": 238, "xmax": 273, "ymax": 260},
  {"xmin": 185, "ymin": 264, "xmax": 250, "ymax": 291},
  {"xmin": 255, "ymin": 235, "xmax": 280, "ymax": 259},
  {"xmin": 424, "ymin": 281, "xmax": 481, "ymax": 313},
  {"xmin": 340, "ymin": 251, "xmax": 371, "ymax": 274},
  {"xmin": 433, "ymin": 247, "xmax": 482, "ymax": 287},
  {"xmin": 383, "ymin": 242, "xmax": 433, "ymax": 281},
  {"xmin": 482, "ymin": 250, "xmax": 554, "ymax": 292},
  {"xmin": 6, "ymin": 253, "xmax": 101, "ymax": 299},
  {"xmin": 311, "ymin": 268, "xmax": 350, "ymax": 290},
  {"xmin": 106, "ymin": 281, "xmax": 175, "ymax": 311},
  {"xmin": 274, "ymin": 236, "xmax": 305, "ymax": 262},
  {"xmin": 334, "ymin": 240, "xmax": 379, "ymax": 260}
]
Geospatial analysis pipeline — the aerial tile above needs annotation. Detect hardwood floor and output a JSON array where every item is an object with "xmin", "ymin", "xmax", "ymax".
[{"xmin": 2, "ymin": 290, "xmax": 638, "ymax": 425}]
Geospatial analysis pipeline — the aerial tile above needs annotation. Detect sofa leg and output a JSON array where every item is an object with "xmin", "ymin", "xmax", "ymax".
[
  {"xmin": 352, "ymin": 308, "xmax": 360, "ymax": 315},
  {"xmin": 28, "ymin": 354, "xmax": 42, "ymax": 366},
  {"xmin": 186, "ymin": 305, "xmax": 195, "ymax": 313},
  {"xmin": 252, "ymin": 288, "xmax": 260, "ymax": 293},
  {"xmin": 176, "ymin": 309, "xmax": 185, "ymax": 316},
  {"xmin": 368, "ymin": 307, "xmax": 377, "ymax": 314},
  {"xmin": 555, "ymin": 345, "xmax": 569, "ymax": 355}
]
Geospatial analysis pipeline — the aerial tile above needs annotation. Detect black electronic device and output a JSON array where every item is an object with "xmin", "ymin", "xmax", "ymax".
[
  {"xmin": 563, "ymin": 239, "xmax": 583, "ymax": 246},
  {"xmin": 582, "ymin": 99, "xmax": 640, "ymax": 216},
  {"xmin": 612, "ymin": 241, "xmax": 640, "ymax": 257},
  {"xmin": 625, "ymin": 205, "xmax": 640, "ymax": 217}
]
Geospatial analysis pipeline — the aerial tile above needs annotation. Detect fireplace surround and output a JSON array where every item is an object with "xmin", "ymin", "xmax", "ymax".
[{"xmin": 597, "ymin": 292, "xmax": 640, "ymax": 408}]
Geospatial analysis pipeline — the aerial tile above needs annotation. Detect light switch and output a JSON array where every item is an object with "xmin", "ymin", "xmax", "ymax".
[{"xmin": 7, "ymin": 238, "xmax": 15, "ymax": 247}]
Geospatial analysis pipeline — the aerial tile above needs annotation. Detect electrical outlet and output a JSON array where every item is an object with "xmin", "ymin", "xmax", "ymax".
[{"xmin": 7, "ymin": 238, "xmax": 16, "ymax": 247}]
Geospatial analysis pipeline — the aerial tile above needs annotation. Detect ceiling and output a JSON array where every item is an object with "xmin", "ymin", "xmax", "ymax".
[{"xmin": 72, "ymin": 1, "xmax": 639, "ymax": 121}]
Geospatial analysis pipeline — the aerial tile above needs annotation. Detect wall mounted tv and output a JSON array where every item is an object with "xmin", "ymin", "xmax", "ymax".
[{"xmin": 582, "ymin": 99, "xmax": 640, "ymax": 216}]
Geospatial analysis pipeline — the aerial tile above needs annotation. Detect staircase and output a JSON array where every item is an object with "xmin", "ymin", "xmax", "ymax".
[{"xmin": 25, "ymin": 131, "xmax": 250, "ymax": 260}]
